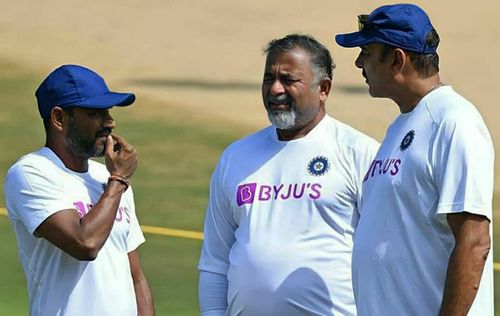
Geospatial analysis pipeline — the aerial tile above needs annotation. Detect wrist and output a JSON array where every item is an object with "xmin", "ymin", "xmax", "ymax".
[{"xmin": 108, "ymin": 174, "xmax": 130, "ymax": 191}]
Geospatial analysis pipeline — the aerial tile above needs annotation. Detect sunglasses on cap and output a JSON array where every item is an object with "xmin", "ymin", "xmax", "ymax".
[{"xmin": 357, "ymin": 15, "xmax": 371, "ymax": 31}]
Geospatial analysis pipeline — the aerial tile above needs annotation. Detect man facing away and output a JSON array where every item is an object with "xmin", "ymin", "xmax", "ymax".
[
  {"xmin": 335, "ymin": 4, "xmax": 494, "ymax": 316},
  {"xmin": 4, "ymin": 64, "xmax": 155, "ymax": 315},
  {"xmin": 198, "ymin": 34, "xmax": 379, "ymax": 316}
]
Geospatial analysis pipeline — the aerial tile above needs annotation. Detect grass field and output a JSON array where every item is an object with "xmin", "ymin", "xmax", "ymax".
[{"xmin": 1, "ymin": 61, "xmax": 499, "ymax": 316}]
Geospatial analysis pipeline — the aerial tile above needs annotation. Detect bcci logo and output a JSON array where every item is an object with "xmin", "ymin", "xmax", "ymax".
[
  {"xmin": 307, "ymin": 156, "xmax": 330, "ymax": 176},
  {"xmin": 400, "ymin": 130, "xmax": 415, "ymax": 151}
]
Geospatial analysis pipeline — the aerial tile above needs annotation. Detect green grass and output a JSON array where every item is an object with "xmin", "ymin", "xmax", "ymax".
[
  {"xmin": 0, "ymin": 219, "xmax": 28, "ymax": 315},
  {"xmin": 0, "ymin": 61, "xmax": 249, "ymax": 315},
  {"xmin": 1, "ymin": 61, "xmax": 499, "ymax": 315}
]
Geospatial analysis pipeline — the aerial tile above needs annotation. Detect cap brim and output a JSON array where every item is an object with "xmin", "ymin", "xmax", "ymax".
[
  {"xmin": 335, "ymin": 31, "xmax": 376, "ymax": 48},
  {"xmin": 74, "ymin": 91, "xmax": 135, "ymax": 109}
]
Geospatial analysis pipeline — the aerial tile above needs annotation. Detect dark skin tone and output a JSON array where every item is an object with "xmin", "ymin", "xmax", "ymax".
[
  {"xmin": 356, "ymin": 43, "xmax": 491, "ymax": 315},
  {"xmin": 35, "ymin": 106, "xmax": 155, "ymax": 316},
  {"xmin": 440, "ymin": 213, "xmax": 490, "ymax": 316},
  {"xmin": 356, "ymin": 43, "xmax": 440, "ymax": 113}
]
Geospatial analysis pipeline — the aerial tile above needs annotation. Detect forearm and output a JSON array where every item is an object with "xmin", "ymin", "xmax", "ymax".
[
  {"xmin": 76, "ymin": 180, "xmax": 127, "ymax": 250},
  {"xmin": 439, "ymin": 237, "xmax": 490, "ymax": 315},
  {"xmin": 134, "ymin": 275, "xmax": 155, "ymax": 316}
]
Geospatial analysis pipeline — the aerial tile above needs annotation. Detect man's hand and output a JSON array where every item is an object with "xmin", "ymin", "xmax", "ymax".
[{"xmin": 105, "ymin": 134, "xmax": 137, "ymax": 179}]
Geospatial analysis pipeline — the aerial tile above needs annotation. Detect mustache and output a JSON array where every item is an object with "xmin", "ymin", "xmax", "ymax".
[
  {"xmin": 95, "ymin": 128, "xmax": 112, "ymax": 138},
  {"xmin": 266, "ymin": 94, "xmax": 293, "ymax": 107}
]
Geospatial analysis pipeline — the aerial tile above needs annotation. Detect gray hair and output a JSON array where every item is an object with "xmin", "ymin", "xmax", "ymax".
[{"xmin": 264, "ymin": 33, "xmax": 335, "ymax": 87}]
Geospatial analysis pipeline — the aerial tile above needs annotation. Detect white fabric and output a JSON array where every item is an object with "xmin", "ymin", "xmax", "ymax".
[
  {"xmin": 199, "ymin": 115, "xmax": 379, "ymax": 316},
  {"xmin": 4, "ymin": 147, "xmax": 145, "ymax": 316},
  {"xmin": 199, "ymin": 270, "xmax": 229, "ymax": 316},
  {"xmin": 353, "ymin": 86, "xmax": 494, "ymax": 316}
]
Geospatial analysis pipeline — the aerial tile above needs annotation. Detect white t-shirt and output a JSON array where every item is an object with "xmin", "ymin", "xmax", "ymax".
[
  {"xmin": 199, "ymin": 115, "xmax": 379, "ymax": 316},
  {"xmin": 4, "ymin": 147, "xmax": 145, "ymax": 316},
  {"xmin": 353, "ymin": 86, "xmax": 494, "ymax": 316}
]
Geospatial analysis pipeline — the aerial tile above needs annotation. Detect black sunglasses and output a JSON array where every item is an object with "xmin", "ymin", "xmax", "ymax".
[{"xmin": 358, "ymin": 14, "xmax": 371, "ymax": 31}]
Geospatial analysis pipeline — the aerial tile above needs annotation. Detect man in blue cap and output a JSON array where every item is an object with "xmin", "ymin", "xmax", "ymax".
[
  {"xmin": 4, "ymin": 65, "xmax": 155, "ymax": 315},
  {"xmin": 335, "ymin": 4, "xmax": 493, "ymax": 316}
]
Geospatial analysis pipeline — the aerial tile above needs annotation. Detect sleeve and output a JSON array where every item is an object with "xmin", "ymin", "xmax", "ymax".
[
  {"xmin": 198, "ymin": 156, "xmax": 237, "ymax": 275},
  {"xmin": 4, "ymin": 162, "xmax": 76, "ymax": 235},
  {"xmin": 199, "ymin": 270, "xmax": 228, "ymax": 316},
  {"xmin": 433, "ymin": 114, "xmax": 494, "ymax": 221},
  {"xmin": 125, "ymin": 186, "xmax": 146, "ymax": 252}
]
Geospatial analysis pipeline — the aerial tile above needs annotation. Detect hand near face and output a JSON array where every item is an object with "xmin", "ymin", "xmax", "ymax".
[{"xmin": 104, "ymin": 134, "xmax": 138, "ymax": 179}]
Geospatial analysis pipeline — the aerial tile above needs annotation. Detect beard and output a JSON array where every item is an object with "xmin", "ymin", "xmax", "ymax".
[
  {"xmin": 66, "ymin": 116, "xmax": 106, "ymax": 159},
  {"xmin": 267, "ymin": 109, "xmax": 297, "ymax": 130},
  {"xmin": 265, "ymin": 93, "xmax": 297, "ymax": 130}
]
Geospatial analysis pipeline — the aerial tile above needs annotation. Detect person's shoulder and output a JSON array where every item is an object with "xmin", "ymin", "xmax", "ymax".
[
  {"xmin": 5, "ymin": 148, "xmax": 64, "ymax": 189},
  {"xmin": 425, "ymin": 86, "xmax": 483, "ymax": 124},
  {"xmin": 222, "ymin": 125, "xmax": 274, "ymax": 156},
  {"xmin": 325, "ymin": 116, "xmax": 380, "ymax": 153},
  {"xmin": 7, "ymin": 148, "xmax": 56, "ymax": 176}
]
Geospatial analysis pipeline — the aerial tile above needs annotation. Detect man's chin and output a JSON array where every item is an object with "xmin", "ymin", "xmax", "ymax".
[
  {"xmin": 92, "ymin": 145, "xmax": 105, "ymax": 158},
  {"xmin": 268, "ymin": 112, "xmax": 296, "ymax": 130}
]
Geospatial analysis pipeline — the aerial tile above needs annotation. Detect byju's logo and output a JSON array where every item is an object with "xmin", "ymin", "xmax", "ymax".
[
  {"xmin": 363, "ymin": 158, "xmax": 401, "ymax": 182},
  {"xmin": 236, "ymin": 182, "xmax": 322, "ymax": 207},
  {"xmin": 236, "ymin": 183, "xmax": 257, "ymax": 206}
]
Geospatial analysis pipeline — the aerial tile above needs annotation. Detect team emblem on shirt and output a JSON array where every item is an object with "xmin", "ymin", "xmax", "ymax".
[
  {"xmin": 400, "ymin": 130, "xmax": 415, "ymax": 151},
  {"xmin": 308, "ymin": 156, "xmax": 330, "ymax": 176}
]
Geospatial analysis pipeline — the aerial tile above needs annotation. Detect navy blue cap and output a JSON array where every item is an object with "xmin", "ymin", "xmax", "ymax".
[
  {"xmin": 335, "ymin": 4, "xmax": 438, "ymax": 54},
  {"xmin": 35, "ymin": 64, "xmax": 135, "ymax": 119}
]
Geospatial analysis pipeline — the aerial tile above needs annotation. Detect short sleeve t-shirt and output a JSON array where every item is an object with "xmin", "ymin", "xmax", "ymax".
[
  {"xmin": 353, "ymin": 86, "xmax": 494, "ymax": 316},
  {"xmin": 5, "ymin": 147, "xmax": 145, "ymax": 316}
]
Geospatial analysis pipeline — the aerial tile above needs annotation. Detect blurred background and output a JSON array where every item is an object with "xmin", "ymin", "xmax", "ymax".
[{"xmin": 1, "ymin": 0, "xmax": 499, "ymax": 314}]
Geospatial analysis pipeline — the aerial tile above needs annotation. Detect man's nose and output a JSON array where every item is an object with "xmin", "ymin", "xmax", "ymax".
[
  {"xmin": 269, "ymin": 79, "xmax": 285, "ymax": 95},
  {"xmin": 355, "ymin": 54, "xmax": 364, "ymax": 69},
  {"xmin": 103, "ymin": 112, "xmax": 115, "ymax": 128}
]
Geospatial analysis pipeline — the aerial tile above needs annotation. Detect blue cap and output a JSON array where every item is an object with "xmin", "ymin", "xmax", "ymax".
[
  {"xmin": 335, "ymin": 4, "xmax": 438, "ymax": 54},
  {"xmin": 35, "ymin": 64, "xmax": 135, "ymax": 119}
]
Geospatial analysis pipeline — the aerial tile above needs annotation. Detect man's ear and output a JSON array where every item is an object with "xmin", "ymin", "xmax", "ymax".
[
  {"xmin": 49, "ymin": 107, "xmax": 65, "ymax": 132},
  {"xmin": 391, "ymin": 48, "xmax": 408, "ymax": 75},
  {"xmin": 318, "ymin": 78, "xmax": 332, "ymax": 103}
]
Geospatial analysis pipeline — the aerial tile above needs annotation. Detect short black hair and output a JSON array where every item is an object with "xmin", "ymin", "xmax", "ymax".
[{"xmin": 264, "ymin": 34, "xmax": 335, "ymax": 86}]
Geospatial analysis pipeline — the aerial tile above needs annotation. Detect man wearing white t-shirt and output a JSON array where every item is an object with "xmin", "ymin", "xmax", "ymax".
[
  {"xmin": 198, "ymin": 34, "xmax": 379, "ymax": 315},
  {"xmin": 4, "ymin": 64, "xmax": 155, "ymax": 315},
  {"xmin": 336, "ymin": 4, "xmax": 494, "ymax": 316}
]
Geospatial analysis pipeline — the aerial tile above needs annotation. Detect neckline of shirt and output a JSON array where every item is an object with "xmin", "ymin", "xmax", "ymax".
[
  {"xmin": 39, "ymin": 146, "xmax": 92, "ymax": 177},
  {"xmin": 399, "ymin": 85, "xmax": 451, "ymax": 117}
]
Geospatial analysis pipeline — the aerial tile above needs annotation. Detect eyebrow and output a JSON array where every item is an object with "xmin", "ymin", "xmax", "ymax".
[{"xmin": 264, "ymin": 71, "xmax": 295, "ymax": 78}]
